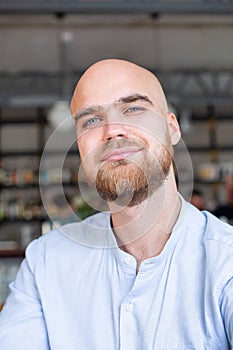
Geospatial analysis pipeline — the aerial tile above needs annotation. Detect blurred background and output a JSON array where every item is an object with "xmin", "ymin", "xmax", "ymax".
[{"xmin": 1, "ymin": 0, "xmax": 233, "ymax": 306}]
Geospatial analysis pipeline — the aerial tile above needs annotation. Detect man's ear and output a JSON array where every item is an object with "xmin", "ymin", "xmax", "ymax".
[{"xmin": 167, "ymin": 112, "xmax": 181, "ymax": 145}]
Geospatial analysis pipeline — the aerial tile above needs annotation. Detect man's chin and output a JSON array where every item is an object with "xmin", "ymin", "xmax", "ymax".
[{"xmin": 96, "ymin": 186, "xmax": 149, "ymax": 208}]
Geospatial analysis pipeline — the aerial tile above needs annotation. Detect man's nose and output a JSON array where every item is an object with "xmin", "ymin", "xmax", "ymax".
[{"xmin": 103, "ymin": 122, "xmax": 128, "ymax": 141}]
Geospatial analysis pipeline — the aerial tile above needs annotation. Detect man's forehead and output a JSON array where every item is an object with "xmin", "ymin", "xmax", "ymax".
[{"xmin": 70, "ymin": 63, "xmax": 168, "ymax": 116}]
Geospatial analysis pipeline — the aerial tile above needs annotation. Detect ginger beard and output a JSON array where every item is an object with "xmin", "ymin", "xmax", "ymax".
[{"xmin": 93, "ymin": 135, "xmax": 174, "ymax": 207}]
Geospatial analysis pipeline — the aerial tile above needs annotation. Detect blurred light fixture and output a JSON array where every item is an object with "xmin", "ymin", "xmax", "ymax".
[
  {"xmin": 48, "ymin": 100, "xmax": 73, "ymax": 131},
  {"xmin": 48, "ymin": 28, "xmax": 74, "ymax": 131}
]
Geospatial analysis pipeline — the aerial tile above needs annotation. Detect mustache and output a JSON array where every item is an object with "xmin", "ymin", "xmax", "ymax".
[{"xmin": 95, "ymin": 139, "xmax": 146, "ymax": 162}]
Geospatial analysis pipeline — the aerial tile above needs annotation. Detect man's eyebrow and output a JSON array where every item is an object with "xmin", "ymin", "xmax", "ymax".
[
  {"xmin": 117, "ymin": 93, "xmax": 154, "ymax": 105},
  {"xmin": 73, "ymin": 94, "xmax": 153, "ymax": 123},
  {"xmin": 74, "ymin": 105, "xmax": 104, "ymax": 123}
]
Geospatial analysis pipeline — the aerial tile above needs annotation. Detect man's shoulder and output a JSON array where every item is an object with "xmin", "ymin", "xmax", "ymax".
[
  {"xmin": 26, "ymin": 211, "xmax": 112, "ymax": 260},
  {"xmin": 198, "ymin": 210, "xmax": 233, "ymax": 288},
  {"xmin": 182, "ymin": 203, "xmax": 233, "ymax": 263},
  {"xmin": 184, "ymin": 203, "xmax": 233, "ymax": 247},
  {"xmin": 184, "ymin": 205, "xmax": 233, "ymax": 286},
  {"xmin": 202, "ymin": 209, "xmax": 233, "ymax": 247}
]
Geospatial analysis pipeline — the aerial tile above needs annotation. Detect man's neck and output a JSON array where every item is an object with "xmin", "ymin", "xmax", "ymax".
[{"xmin": 110, "ymin": 176, "xmax": 181, "ymax": 272}]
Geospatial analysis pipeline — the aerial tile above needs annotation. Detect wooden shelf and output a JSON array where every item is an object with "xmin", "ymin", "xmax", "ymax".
[
  {"xmin": 0, "ymin": 181, "xmax": 79, "ymax": 190},
  {"xmin": 0, "ymin": 183, "xmax": 39, "ymax": 189},
  {"xmin": 0, "ymin": 249, "xmax": 25, "ymax": 258},
  {"xmin": 0, "ymin": 149, "xmax": 78, "ymax": 157},
  {"xmin": 0, "ymin": 217, "xmax": 46, "ymax": 224},
  {"xmin": 0, "ymin": 118, "xmax": 46, "ymax": 125},
  {"xmin": 187, "ymin": 145, "xmax": 233, "ymax": 152}
]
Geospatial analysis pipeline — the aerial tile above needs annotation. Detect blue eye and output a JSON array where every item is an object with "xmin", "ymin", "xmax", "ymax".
[
  {"xmin": 124, "ymin": 106, "xmax": 145, "ymax": 114},
  {"xmin": 84, "ymin": 117, "xmax": 102, "ymax": 127}
]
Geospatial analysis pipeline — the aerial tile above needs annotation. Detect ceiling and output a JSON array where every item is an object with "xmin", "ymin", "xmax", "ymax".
[
  {"xmin": 1, "ymin": 0, "xmax": 233, "ymax": 15},
  {"xmin": 1, "ymin": 1, "xmax": 233, "ymax": 114}
]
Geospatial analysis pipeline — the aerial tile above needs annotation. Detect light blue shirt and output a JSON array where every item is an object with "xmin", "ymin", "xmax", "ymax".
[{"xmin": 1, "ymin": 199, "xmax": 233, "ymax": 349}]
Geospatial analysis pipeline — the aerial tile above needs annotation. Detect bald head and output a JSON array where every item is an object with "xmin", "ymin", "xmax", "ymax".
[{"xmin": 70, "ymin": 59, "xmax": 168, "ymax": 118}]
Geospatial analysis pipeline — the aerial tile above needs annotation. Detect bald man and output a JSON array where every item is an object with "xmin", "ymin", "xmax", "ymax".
[{"xmin": 1, "ymin": 59, "xmax": 233, "ymax": 350}]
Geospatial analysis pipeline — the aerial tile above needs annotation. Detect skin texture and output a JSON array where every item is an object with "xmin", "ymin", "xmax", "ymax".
[
  {"xmin": 71, "ymin": 59, "xmax": 182, "ymax": 272},
  {"xmin": 70, "ymin": 59, "xmax": 168, "ymax": 117}
]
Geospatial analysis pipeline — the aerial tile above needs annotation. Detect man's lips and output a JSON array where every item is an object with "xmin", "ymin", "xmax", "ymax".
[{"xmin": 101, "ymin": 147, "xmax": 143, "ymax": 162}]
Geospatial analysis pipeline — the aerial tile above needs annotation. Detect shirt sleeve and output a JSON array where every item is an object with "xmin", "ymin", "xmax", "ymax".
[
  {"xmin": 0, "ymin": 239, "xmax": 50, "ymax": 350},
  {"xmin": 220, "ymin": 276, "xmax": 233, "ymax": 348}
]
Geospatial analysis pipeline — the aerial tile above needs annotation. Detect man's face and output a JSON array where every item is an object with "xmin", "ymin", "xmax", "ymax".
[
  {"xmin": 71, "ymin": 60, "xmax": 180, "ymax": 207},
  {"xmin": 75, "ymin": 98, "xmax": 174, "ymax": 207}
]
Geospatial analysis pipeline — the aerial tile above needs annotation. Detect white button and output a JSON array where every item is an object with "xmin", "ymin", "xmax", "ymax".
[
  {"xmin": 125, "ymin": 302, "xmax": 133, "ymax": 312},
  {"xmin": 124, "ymin": 256, "xmax": 133, "ymax": 265}
]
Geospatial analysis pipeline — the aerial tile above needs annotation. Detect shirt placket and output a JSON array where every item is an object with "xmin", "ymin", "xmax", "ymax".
[{"xmin": 118, "ymin": 257, "xmax": 147, "ymax": 350}]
